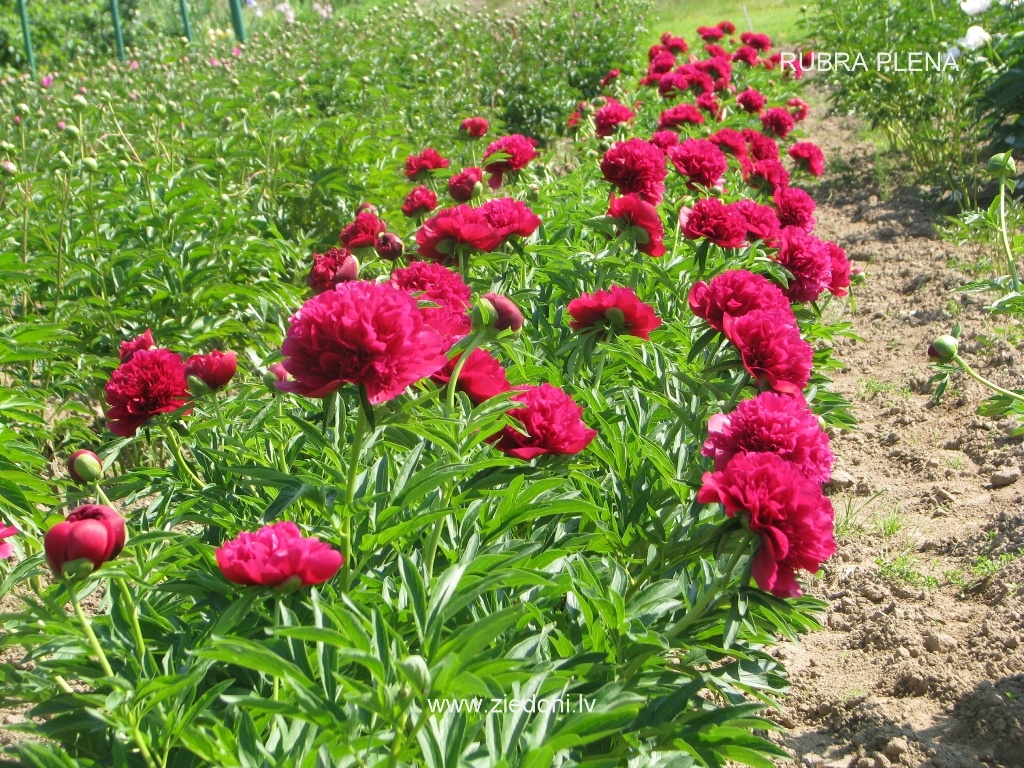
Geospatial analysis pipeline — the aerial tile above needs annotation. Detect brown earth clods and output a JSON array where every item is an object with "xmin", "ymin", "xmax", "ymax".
[{"xmin": 769, "ymin": 90, "xmax": 1024, "ymax": 768}]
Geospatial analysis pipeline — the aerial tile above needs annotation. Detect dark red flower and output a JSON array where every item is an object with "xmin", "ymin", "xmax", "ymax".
[
  {"xmin": 717, "ymin": 20, "xmax": 736, "ymax": 33},
  {"xmin": 709, "ymin": 128, "xmax": 748, "ymax": 159},
  {"xmin": 649, "ymin": 130, "xmax": 680, "ymax": 152},
  {"xmin": 405, "ymin": 148, "xmax": 450, "ymax": 180},
  {"xmin": 704, "ymin": 392, "xmax": 834, "ymax": 484},
  {"xmin": 119, "ymin": 329, "xmax": 154, "ymax": 364},
  {"xmin": 402, "ymin": 186, "xmax": 438, "ymax": 218},
  {"xmin": 660, "ymin": 33, "xmax": 688, "ymax": 54},
  {"xmin": 430, "ymin": 347, "xmax": 511, "ymax": 404},
  {"xmin": 680, "ymin": 197, "xmax": 746, "ymax": 249},
  {"xmin": 482, "ymin": 134, "xmax": 538, "ymax": 188},
  {"xmin": 743, "ymin": 128, "xmax": 780, "ymax": 160},
  {"xmin": 375, "ymin": 233, "xmax": 405, "ymax": 261},
  {"xmin": 44, "ymin": 504, "xmax": 126, "ymax": 577},
  {"xmin": 644, "ymin": 51, "xmax": 678, "ymax": 84},
  {"xmin": 736, "ymin": 87, "xmax": 766, "ymax": 113},
  {"xmin": 277, "ymin": 281, "xmax": 448, "ymax": 403},
  {"xmin": 481, "ymin": 293, "xmax": 524, "ymax": 332},
  {"xmin": 600, "ymin": 138, "xmax": 668, "ymax": 206},
  {"xmin": 746, "ymin": 158, "xmax": 790, "ymax": 194},
  {"xmin": 732, "ymin": 45, "xmax": 759, "ymax": 66},
  {"xmin": 788, "ymin": 142, "xmax": 825, "ymax": 177},
  {"xmin": 105, "ymin": 348, "xmax": 190, "ymax": 437},
  {"xmin": 740, "ymin": 31, "xmax": 772, "ymax": 51},
  {"xmin": 696, "ymin": 91, "xmax": 721, "ymax": 118},
  {"xmin": 493, "ymin": 384, "xmax": 597, "ymax": 460},
  {"xmin": 448, "ymin": 166, "xmax": 484, "ymax": 203},
  {"xmin": 698, "ymin": 451, "xmax": 835, "ymax": 597},
  {"xmin": 659, "ymin": 103, "xmax": 704, "ymax": 131},
  {"xmin": 594, "ymin": 98, "xmax": 635, "ymax": 137},
  {"xmin": 723, "ymin": 308, "xmax": 812, "ymax": 394},
  {"xmin": 731, "ymin": 199, "xmax": 782, "ymax": 245},
  {"xmin": 600, "ymin": 68, "xmax": 621, "ymax": 87},
  {"xmin": 459, "ymin": 116, "xmax": 489, "ymax": 138},
  {"xmin": 775, "ymin": 227, "xmax": 832, "ymax": 303},
  {"xmin": 478, "ymin": 198, "xmax": 542, "ymax": 241},
  {"xmin": 688, "ymin": 269, "xmax": 793, "ymax": 332},
  {"xmin": 308, "ymin": 247, "xmax": 359, "ymax": 293},
  {"xmin": 184, "ymin": 350, "xmax": 237, "ymax": 392},
  {"xmin": 608, "ymin": 194, "xmax": 666, "ymax": 257},
  {"xmin": 216, "ymin": 521, "xmax": 343, "ymax": 589},
  {"xmin": 415, "ymin": 205, "xmax": 503, "ymax": 263},
  {"xmin": 340, "ymin": 211, "xmax": 386, "ymax": 250},
  {"xmin": 697, "ymin": 25, "xmax": 725, "ymax": 41},
  {"xmin": 667, "ymin": 138, "xmax": 727, "ymax": 188},
  {"xmin": 760, "ymin": 107, "xmax": 795, "ymax": 139},
  {"xmin": 773, "ymin": 186, "xmax": 816, "ymax": 232},
  {"xmin": 568, "ymin": 285, "xmax": 662, "ymax": 340},
  {"xmin": 826, "ymin": 242, "xmax": 851, "ymax": 297}
]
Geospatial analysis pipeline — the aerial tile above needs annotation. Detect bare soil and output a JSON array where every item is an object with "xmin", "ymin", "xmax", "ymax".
[{"xmin": 770, "ymin": 89, "xmax": 1024, "ymax": 768}]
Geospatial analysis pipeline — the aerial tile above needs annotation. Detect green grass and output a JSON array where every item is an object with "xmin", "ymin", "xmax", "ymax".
[{"xmin": 649, "ymin": 0, "xmax": 808, "ymax": 47}]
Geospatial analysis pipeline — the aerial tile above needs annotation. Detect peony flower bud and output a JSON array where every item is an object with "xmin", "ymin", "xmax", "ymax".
[
  {"xmin": 68, "ymin": 450, "xmax": 103, "ymax": 484},
  {"xmin": 184, "ymin": 350, "xmax": 237, "ymax": 393},
  {"xmin": 988, "ymin": 151, "xmax": 1016, "ymax": 180},
  {"xmin": 0, "ymin": 160, "xmax": 17, "ymax": 177},
  {"xmin": 374, "ymin": 232, "xmax": 405, "ymax": 261},
  {"xmin": 44, "ymin": 504, "xmax": 126, "ymax": 579},
  {"xmin": 479, "ymin": 293, "xmax": 524, "ymax": 332},
  {"xmin": 928, "ymin": 335, "xmax": 959, "ymax": 361}
]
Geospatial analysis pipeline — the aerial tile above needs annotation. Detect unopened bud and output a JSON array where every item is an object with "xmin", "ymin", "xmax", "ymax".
[
  {"xmin": 988, "ymin": 151, "xmax": 1016, "ymax": 181},
  {"xmin": 927, "ymin": 335, "xmax": 959, "ymax": 362},
  {"xmin": 480, "ymin": 293, "xmax": 523, "ymax": 332},
  {"xmin": 68, "ymin": 450, "xmax": 103, "ymax": 484}
]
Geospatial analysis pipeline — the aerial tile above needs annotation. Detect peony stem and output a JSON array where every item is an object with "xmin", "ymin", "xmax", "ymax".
[
  {"xmin": 953, "ymin": 354, "xmax": 1024, "ymax": 402},
  {"xmin": 446, "ymin": 331, "xmax": 487, "ymax": 412},
  {"xmin": 67, "ymin": 579, "xmax": 115, "ymax": 678},
  {"xmin": 161, "ymin": 426, "xmax": 206, "ymax": 487},
  {"xmin": 724, "ymin": 372, "xmax": 751, "ymax": 410},
  {"xmin": 998, "ymin": 178, "xmax": 1021, "ymax": 292},
  {"xmin": 116, "ymin": 577, "xmax": 150, "ymax": 671},
  {"xmin": 341, "ymin": 393, "xmax": 369, "ymax": 592},
  {"xmin": 212, "ymin": 392, "xmax": 228, "ymax": 439},
  {"xmin": 423, "ymin": 515, "xmax": 444, "ymax": 577}
]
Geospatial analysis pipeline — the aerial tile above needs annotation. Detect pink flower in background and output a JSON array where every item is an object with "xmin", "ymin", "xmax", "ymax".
[
  {"xmin": 129, "ymin": 60, "xmax": 140, "ymax": 71},
  {"xmin": 493, "ymin": 384, "xmax": 597, "ymax": 460},
  {"xmin": 0, "ymin": 523, "xmax": 17, "ymax": 560},
  {"xmin": 688, "ymin": 269, "xmax": 793, "ymax": 332},
  {"xmin": 658, "ymin": 103, "xmax": 704, "ymax": 131},
  {"xmin": 339, "ymin": 211, "xmax": 386, "ymax": 250},
  {"xmin": 216, "ymin": 521, "xmax": 343, "ymax": 588},
  {"xmin": 459, "ymin": 116, "xmax": 489, "ymax": 138},
  {"xmin": 608, "ymin": 194, "xmax": 666, "ymax": 257},
  {"xmin": 448, "ymin": 166, "xmax": 484, "ymax": 203},
  {"xmin": 40, "ymin": 76, "xmax": 54, "ymax": 89},
  {"xmin": 600, "ymin": 138, "xmax": 668, "ymax": 205},
  {"xmin": 594, "ymin": 98, "xmax": 635, "ymax": 137},
  {"xmin": 308, "ymin": 247, "xmax": 359, "ymax": 293},
  {"xmin": 482, "ymin": 134, "xmax": 538, "ymax": 188},
  {"xmin": 649, "ymin": 130, "xmax": 680, "ymax": 152},
  {"xmin": 568, "ymin": 286, "xmax": 662, "ymax": 340},
  {"xmin": 788, "ymin": 142, "xmax": 825, "ymax": 176},
  {"xmin": 741, "ymin": 32, "xmax": 773, "ymax": 51},
  {"xmin": 402, "ymin": 186, "xmax": 438, "ymax": 217},
  {"xmin": 105, "ymin": 348, "xmax": 191, "ymax": 437},
  {"xmin": 724, "ymin": 308, "xmax": 813, "ymax": 394},
  {"xmin": 736, "ymin": 87, "xmax": 766, "ymax": 113},
  {"xmin": 405, "ymin": 147, "xmax": 450, "ymax": 180}
]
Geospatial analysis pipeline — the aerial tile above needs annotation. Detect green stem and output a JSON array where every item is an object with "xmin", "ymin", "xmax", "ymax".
[
  {"xmin": 116, "ymin": 577, "xmax": 149, "ymax": 671},
  {"xmin": 422, "ymin": 516, "xmax": 444, "ymax": 577},
  {"xmin": 953, "ymin": 354, "xmax": 1024, "ymax": 402},
  {"xmin": 446, "ymin": 331, "xmax": 487, "ymax": 411},
  {"xmin": 998, "ymin": 180, "xmax": 1021, "ymax": 292},
  {"xmin": 162, "ymin": 426, "xmax": 205, "ymax": 487},
  {"xmin": 592, "ymin": 345, "xmax": 608, "ymax": 391},
  {"xmin": 341, "ymin": 394, "xmax": 369, "ymax": 591},
  {"xmin": 212, "ymin": 392, "xmax": 228, "ymax": 438},
  {"xmin": 724, "ymin": 372, "xmax": 751, "ymax": 410},
  {"xmin": 68, "ymin": 581, "xmax": 114, "ymax": 678}
]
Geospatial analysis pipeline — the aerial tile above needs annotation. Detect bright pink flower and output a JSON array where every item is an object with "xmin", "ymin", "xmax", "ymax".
[
  {"xmin": 658, "ymin": 103, "xmax": 704, "ymax": 131},
  {"xmin": 459, "ymin": 116, "xmax": 489, "ymax": 138},
  {"xmin": 600, "ymin": 68, "xmax": 621, "ymax": 87},
  {"xmin": 705, "ymin": 43, "xmax": 728, "ymax": 59},
  {"xmin": 402, "ymin": 186, "xmax": 438, "ymax": 218},
  {"xmin": 732, "ymin": 199, "xmax": 782, "ymax": 245},
  {"xmin": 44, "ymin": 504, "xmax": 126, "ymax": 576},
  {"xmin": 119, "ymin": 329, "xmax": 155, "ymax": 363},
  {"xmin": 608, "ymin": 194, "xmax": 666, "ymax": 257},
  {"xmin": 736, "ymin": 87, "xmax": 766, "ymax": 113},
  {"xmin": 688, "ymin": 269, "xmax": 793, "ymax": 332},
  {"xmin": 746, "ymin": 158, "xmax": 790, "ymax": 194},
  {"xmin": 568, "ymin": 286, "xmax": 662, "ymax": 340},
  {"xmin": 826, "ymin": 242, "xmax": 852, "ymax": 297},
  {"xmin": 649, "ymin": 130, "xmax": 681, "ymax": 152},
  {"xmin": 415, "ymin": 205, "xmax": 503, "ymax": 263},
  {"xmin": 405, "ymin": 148, "xmax": 450, "ymax": 180},
  {"xmin": 277, "ymin": 281, "xmax": 448, "ymax": 403},
  {"xmin": 600, "ymin": 138, "xmax": 668, "ymax": 205},
  {"xmin": 741, "ymin": 32, "xmax": 772, "ymax": 51},
  {"xmin": 703, "ymin": 392, "xmax": 834, "ymax": 483},
  {"xmin": 184, "ymin": 350, "xmax": 237, "ymax": 392},
  {"xmin": 660, "ymin": 33, "xmax": 688, "ymax": 54},
  {"xmin": 698, "ymin": 451, "xmax": 835, "ymax": 597},
  {"xmin": 649, "ymin": 43, "xmax": 671, "ymax": 60},
  {"xmin": 493, "ymin": 384, "xmax": 597, "ymax": 460},
  {"xmin": 718, "ymin": 20, "xmax": 736, "ymax": 33},
  {"xmin": 743, "ymin": 128, "xmax": 780, "ymax": 160},
  {"xmin": 667, "ymin": 138, "xmax": 727, "ymax": 188},
  {"xmin": 732, "ymin": 45, "xmax": 759, "ymax": 66},
  {"xmin": 789, "ymin": 141, "xmax": 825, "ymax": 176},
  {"xmin": 482, "ymin": 134, "xmax": 538, "ymax": 188},
  {"xmin": 695, "ymin": 56, "xmax": 731, "ymax": 83},
  {"xmin": 448, "ymin": 167, "xmax": 484, "ymax": 203},
  {"xmin": 479, "ymin": 198, "xmax": 542, "ymax": 241},
  {"xmin": 709, "ymin": 128, "xmax": 748, "ymax": 159},
  {"xmin": 105, "ymin": 348, "xmax": 190, "ymax": 437},
  {"xmin": 0, "ymin": 523, "xmax": 15, "ymax": 560},
  {"xmin": 775, "ymin": 227, "xmax": 832, "ymax": 303},
  {"xmin": 681, "ymin": 197, "xmax": 746, "ymax": 249},
  {"xmin": 773, "ymin": 186, "xmax": 816, "ymax": 232},
  {"xmin": 697, "ymin": 25, "xmax": 725, "ymax": 41},
  {"xmin": 761, "ymin": 107, "xmax": 795, "ymax": 138},
  {"xmin": 724, "ymin": 308, "xmax": 812, "ymax": 394},
  {"xmin": 216, "ymin": 521, "xmax": 343, "ymax": 589},
  {"xmin": 391, "ymin": 260, "xmax": 472, "ymax": 345},
  {"xmin": 787, "ymin": 97, "xmax": 810, "ymax": 121},
  {"xmin": 430, "ymin": 348, "xmax": 511, "ymax": 405},
  {"xmin": 696, "ymin": 91, "xmax": 721, "ymax": 118},
  {"xmin": 340, "ymin": 211, "xmax": 386, "ymax": 250},
  {"xmin": 308, "ymin": 247, "xmax": 359, "ymax": 293},
  {"xmin": 644, "ymin": 51, "xmax": 678, "ymax": 84},
  {"xmin": 594, "ymin": 98, "xmax": 635, "ymax": 137}
]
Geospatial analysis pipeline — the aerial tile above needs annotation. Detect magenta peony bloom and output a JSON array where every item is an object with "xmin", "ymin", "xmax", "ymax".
[
  {"xmin": 105, "ymin": 348, "xmax": 190, "ymax": 437},
  {"xmin": 775, "ymin": 227, "xmax": 833, "ymax": 303},
  {"xmin": 667, "ymin": 138, "xmax": 727, "ymax": 189},
  {"xmin": 760, "ymin": 107, "xmax": 795, "ymax": 139},
  {"xmin": 44, "ymin": 504, "xmax": 126, "ymax": 577},
  {"xmin": 660, "ymin": 33, "xmax": 688, "ymax": 54},
  {"xmin": 736, "ymin": 88, "xmax": 766, "ymax": 114},
  {"xmin": 430, "ymin": 348, "xmax": 511, "ymax": 405},
  {"xmin": 308, "ymin": 247, "xmax": 359, "ymax": 293},
  {"xmin": 680, "ymin": 197, "xmax": 746, "ymax": 249},
  {"xmin": 594, "ymin": 98, "xmax": 635, "ymax": 137},
  {"xmin": 746, "ymin": 158, "xmax": 790, "ymax": 194},
  {"xmin": 718, "ymin": 20, "xmax": 736, "ymax": 33},
  {"xmin": 216, "ymin": 521, "xmax": 343, "ymax": 589},
  {"xmin": 119, "ymin": 329, "xmax": 155, "ymax": 364},
  {"xmin": 649, "ymin": 130, "xmax": 681, "ymax": 152},
  {"xmin": 743, "ymin": 129, "xmax": 780, "ymax": 161},
  {"xmin": 600, "ymin": 68, "xmax": 622, "ymax": 87},
  {"xmin": 789, "ymin": 142, "xmax": 825, "ymax": 176},
  {"xmin": 402, "ymin": 186, "xmax": 438, "ymax": 218},
  {"xmin": 697, "ymin": 25, "xmax": 725, "ymax": 41},
  {"xmin": 688, "ymin": 269, "xmax": 793, "ymax": 332},
  {"xmin": 731, "ymin": 199, "xmax": 782, "ymax": 245},
  {"xmin": 826, "ymin": 242, "xmax": 852, "ymax": 297},
  {"xmin": 773, "ymin": 186, "xmax": 816, "ymax": 232},
  {"xmin": 608, "ymin": 194, "xmax": 666, "ymax": 257},
  {"xmin": 600, "ymin": 138, "xmax": 668, "ymax": 206},
  {"xmin": 696, "ymin": 91, "xmax": 721, "ymax": 118},
  {"xmin": 482, "ymin": 134, "xmax": 538, "ymax": 188},
  {"xmin": 185, "ymin": 350, "xmax": 237, "ymax": 392},
  {"xmin": 643, "ymin": 51, "xmax": 678, "ymax": 85},
  {"xmin": 724, "ymin": 308, "xmax": 812, "ymax": 395},
  {"xmin": 478, "ymin": 197, "xmax": 542, "ymax": 241},
  {"xmin": 709, "ymin": 128, "xmax": 749, "ymax": 159},
  {"xmin": 277, "ymin": 281, "xmax": 448, "ymax": 403},
  {"xmin": 415, "ymin": 205, "xmax": 504, "ymax": 263},
  {"xmin": 391, "ymin": 261, "xmax": 472, "ymax": 345},
  {"xmin": 448, "ymin": 167, "xmax": 484, "ymax": 203},
  {"xmin": 493, "ymin": 384, "xmax": 597, "ymax": 460},
  {"xmin": 741, "ymin": 31, "xmax": 772, "ymax": 51},
  {"xmin": 658, "ymin": 103, "xmax": 705, "ymax": 131},
  {"xmin": 0, "ymin": 523, "xmax": 15, "ymax": 560},
  {"xmin": 568, "ymin": 286, "xmax": 662, "ymax": 340},
  {"xmin": 340, "ymin": 211, "xmax": 386, "ymax": 250},
  {"xmin": 698, "ymin": 451, "xmax": 835, "ymax": 597},
  {"xmin": 459, "ymin": 116, "xmax": 489, "ymax": 138},
  {"xmin": 405, "ymin": 148, "xmax": 450, "ymax": 180},
  {"xmin": 703, "ymin": 391, "xmax": 834, "ymax": 484},
  {"xmin": 732, "ymin": 45, "xmax": 759, "ymax": 66}
]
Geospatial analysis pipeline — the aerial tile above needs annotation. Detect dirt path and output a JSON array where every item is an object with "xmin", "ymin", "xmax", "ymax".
[{"xmin": 770, "ymin": 91, "xmax": 1024, "ymax": 768}]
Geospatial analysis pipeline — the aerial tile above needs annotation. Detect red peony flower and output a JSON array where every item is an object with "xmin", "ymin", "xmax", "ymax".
[
  {"xmin": 391, "ymin": 260, "xmax": 471, "ymax": 316},
  {"xmin": 44, "ymin": 504, "xmax": 126, "ymax": 577},
  {"xmin": 482, "ymin": 134, "xmax": 538, "ymax": 188},
  {"xmin": 568, "ymin": 285, "xmax": 662, "ymax": 340},
  {"xmin": 608, "ymin": 194, "xmax": 666, "ymax": 257},
  {"xmin": 732, "ymin": 199, "xmax": 782, "ymax": 245},
  {"xmin": 459, "ymin": 116, "xmax": 489, "ymax": 138},
  {"xmin": 688, "ymin": 269, "xmax": 793, "ymax": 332},
  {"xmin": 696, "ymin": 92, "xmax": 721, "ymax": 118},
  {"xmin": 775, "ymin": 227, "xmax": 832, "ymax": 303},
  {"xmin": 760, "ymin": 107, "xmax": 795, "ymax": 139},
  {"xmin": 667, "ymin": 138, "xmax": 727, "ymax": 189},
  {"xmin": 277, "ymin": 281, "xmax": 448, "ymax": 403},
  {"xmin": 649, "ymin": 43, "xmax": 671, "ymax": 60},
  {"xmin": 788, "ymin": 141, "xmax": 825, "ymax": 176},
  {"xmin": 740, "ymin": 31, "xmax": 772, "ymax": 51},
  {"xmin": 698, "ymin": 451, "xmax": 836, "ymax": 597},
  {"xmin": 826, "ymin": 242, "xmax": 852, "ymax": 297},
  {"xmin": 402, "ymin": 186, "xmax": 438, "ymax": 218},
  {"xmin": 732, "ymin": 45, "xmax": 759, "ymax": 66},
  {"xmin": 600, "ymin": 68, "xmax": 621, "ymax": 87},
  {"xmin": 479, "ymin": 197, "xmax": 542, "ymax": 241},
  {"xmin": 594, "ymin": 98, "xmax": 635, "ymax": 137},
  {"xmin": 0, "ymin": 522, "xmax": 16, "ymax": 560},
  {"xmin": 660, "ymin": 33, "xmax": 688, "ymax": 54},
  {"xmin": 705, "ymin": 43, "xmax": 728, "ymax": 59},
  {"xmin": 308, "ymin": 247, "xmax": 359, "ymax": 293},
  {"xmin": 185, "ymin": 350, "xmax": 237, "ymax": 392},
  {"xmin": 703, "ymin": 391, "xmax": 834, "ymax": 484},
  {"xmin": 405, "ymin": 148, "xmax": 450, "ymax": 180},
  {"xmin": 340, "ymin": 211, "xmax": 386, "ymax": 250},
  {"xmin": 430, "ymin": 347, "xmax": 511, "ymax": 405},
  {"xmin": 708, "ymin": 128, "xmax": 748, "ymax": 160},
  {"xmin": 415, "ymin": 204, "xmax": 504, "ymax": 263},
  {"xmin": 788, "ymin": 97, "xmax": 810, "ymax": 121},
  {"xmin": 724, "ymin": 308, "xmax": 812, "ymax": 394},
  {"xmin": 600, "ymin": 138, "xmax": 668, "ymax": 206},
  {"xmin": 773, "ymin": 186, "xmax": 816, "ymax": 232},
  {"xmin": 216, "ymin": 521, "xmax": 343, "ymax": 589},
  {"xmin": 680, "ymin": 197, "xmax": 746, "ymax": 249},
  {"xmin": 105, "ymin": 348, "xmax": 190, "ymax": 437},
  {"xmin": 697, "ymin": 25, "xmax": 725, "ymax": 41},
  {"xmin": 375, "ymin": 233, "xmax": 405, "ymax": 261},
  {"xmin": 448, "ymin": 166, "xmax": 484, "ymax": 203},
  {"xmin": 649, "ymin": 130, "xmax": 681, "ymax": 152},
  {"xmin": 119, "ymin": 329, "xmax": 155, "ymax": 364},
  {"xmin": 718, "ymin": 20, "xmax": 736, "ymax": 33},
  {"xmin": 659, "ymin": 103, "xmax": 704, "ymax": 131},
  {"xmin": 644, "ymin": 51, "xmax": 678, "ymax": 85},
  {"xmin": 695, "ymin": 56, "xmax": 731, "ymax": 83},
  {"xmin": 746, "ymin": 158, "xmax": 790, "ymax": 194},
  {"xmin": 736, "ymin": 87, "xmax": 766, "ymax": 113},
  {"xmin": 493, "ymin": 384, "xmax": 597, "ymax": 460},
  {"xmin": 743, "ymin": 128, "xmax": 780, "ymax": 160}
]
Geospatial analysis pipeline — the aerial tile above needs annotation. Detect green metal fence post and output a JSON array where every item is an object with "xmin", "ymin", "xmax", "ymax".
[
  {"xmin": 109, "ymin": 0, "xmax": 126, "ymax": 62},
  {"xmin": 15, "ymin": 0, "xmax": 36, "ymax": 76},
  {"xmin": 178, "ymin": 0, "xmax": 193, "ymax": 41},
  {"xmin": 228, "ymin": 0, "xmax": 247, "ymax": 43}
]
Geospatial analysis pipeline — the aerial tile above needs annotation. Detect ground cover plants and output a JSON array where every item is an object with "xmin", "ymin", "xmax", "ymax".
[{"xmin": 0, "ymin": 4, "xmax": 856, "ymax": 765}]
